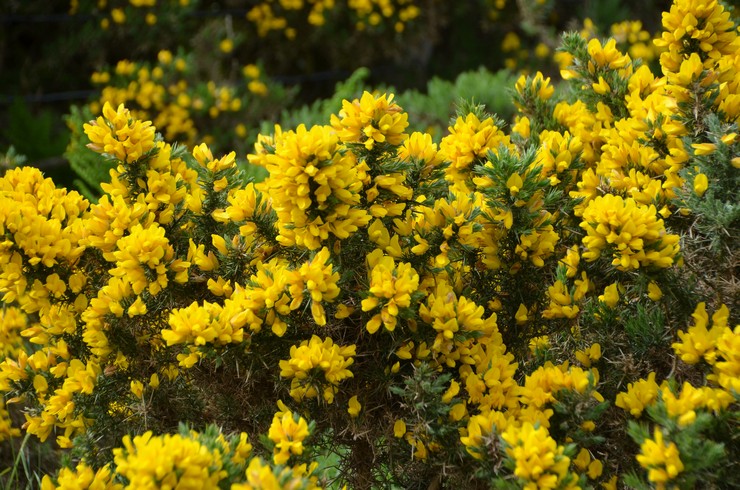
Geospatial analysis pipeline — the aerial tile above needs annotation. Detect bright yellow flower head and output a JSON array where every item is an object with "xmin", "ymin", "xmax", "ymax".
[
  {"xmin": 268, "ymin": 410, "xmax": 310, "ymax": 465},
  {"xmin": 501, "ymin": 422, "xmax": 574, "ymax": 489},
  {"xmin": 347, "ymin": 395, "xmax": 361, "ymax": 417},
  {"xmin": 615, "ymin": 372, "xmax": 660, "ymax": 417},
  {"xmin": 279, "ymin": 335, "xmax": 356, "ymax": 403},
  {"xmin": 84, "ymin": 102, "xmax": 156, "ymax": 163},
  {"xmin": 192, "ymin": 143, "xmax": 236, "ymax": 173},
  {"xmin": 113, "ymin": 431, "xmax": 226, "ymax": 488},
  {"xmin": 288, "ymin": 247, "xmax": 341, "ymax": 326},
  {"xmin": 672, "ymin": 302, "xmax": 727, "ymax": 365},
  {"xmin": 398, "ymin": 131, "xmax": 445, "ymax": 169},
  {"xmin": 636, "ymin": 428, "xmax": 684, "ymax": 486},
  {"xmin": 163, "ymin": 300, "xmax": 244, "ymax": 348},
  {"xmin": 440, "ymin": 113, "xmax": 514, "ymax": 190},
  {"xmin": 361, "ymin": 249, "xmax": 420, "ymax": 334},
  {"xmin": 330, "ymin": 91, "xmax": 409, "ymax": 150},
  {"xmin": 418, "ymin": 280, "xmax": 498, "ymax": 365},
  {"xmin": 106, "ymin": 222, "xmax": 186, "ymax": 296},
  {"xmin": 587, "ymin": 38, "xmax": 631, "ymax": 73},
  {"xmin": 41, "ymin": 462, "xmax": 120, "ymax": 490},
  {"xmin": 655, "ymin": 0, "xmax": 737, "ymax": 73},
  {"xmin": 256, "ymin": 124, "xmax": 370, "ymax": 249},
  {"xmin": 542, "ymin": 279, "xmax": 580, "ymax": 319},
  {"xmin": 580, "ymin": 194, "xmax": 680, "ymax": 271}
]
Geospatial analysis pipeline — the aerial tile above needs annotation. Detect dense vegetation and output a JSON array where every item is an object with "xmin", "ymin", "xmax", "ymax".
[{"xmin": 0, "ymin": 0, "xmax": 738, "ymax": 489}]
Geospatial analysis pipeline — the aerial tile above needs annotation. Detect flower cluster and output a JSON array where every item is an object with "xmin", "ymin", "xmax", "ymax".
[
  {"xmin": 87, "ymin": 51, "xmax": 287, "ymax": 154},
  {"xmin": 279, "ymin": 335, "xmax": 356, "ymax": 403},
  {"xmin": 246, "ymin": 0, "xmax": 421, "ymax": 37},
  {"xmin": 2, "ymin": 2, "xmax": 739, "ymax": 487},
  {"xmin": 330, "ymin": 91, "xmax": 409, "ymax": 150},
  {"xmin": 84, "ymin": 102, "xmax": 156, "ymax": 163},
  {"xmin": 268, "ymin": 406, "xmax": 311, "ymax": 465},
  {"xmin": 70, "ymin": 0, "xmax": 193, "ymax": 31},
  {"xmin": 636, "ymin": 428, "xmax": 685, "ymax": 488},
  {"xmin": 501, "ymin": 422, "xmax": 577, "ymax": 489},
  {"xmin": 361, "ymin": 249, "xmax": 420, "ymax": 333},
  {"xmin": 251, "ymin": 124, "xmax": 370, "ymax": 249},
  {"xmin": 580, "ymin": 194, "xmax": 680, "ymax": 271},
  {"xmin": 113, "ymin": 431, "xmax": 227, "ymax": 488},
  {"xmin": 40, "ymin": 424, "xmax": 320, "ymax": 490}
]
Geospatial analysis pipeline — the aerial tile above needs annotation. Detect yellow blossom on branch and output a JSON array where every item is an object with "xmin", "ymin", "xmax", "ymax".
[
  {"xmin": 580, "ymin": 194, "xmax": 680, "ymax": 271},
  {"xmin": 84, "ymin": 102, "xmax": 155, "ymax": 163},
  {"xmin": 268, "ymin": 410, "xmax": 310, "ymax": 465},
  {"xmin": 113, "ymin": 431, "xmax": 227, "ymax": 488},
  {"xmin": 636, "ymin": 428, "xmax": 684, "ymax": 487},
  {"xmin": 501, "ymin": 422, "xmax": 576, "ymax": 489},
  {"xmin": 330, "ymin": 91, "xmax": 409, "ymax": 150},
  {"xmin": 361, "ymin": 249, "xmax": 420, "ymax": 333},
  {"xmin": 253, "ymin": 124, "xmax": 370, "ymax": 249},
  {"xmin": 279, "ymin": 335, "xmax": 356, "ymax": 403}
]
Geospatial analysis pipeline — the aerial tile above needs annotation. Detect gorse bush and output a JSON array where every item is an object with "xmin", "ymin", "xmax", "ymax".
[
  {"xmin": 86, "ymin": 49, "xmax": 293, "ymax": 156},
  {"xmin": 1, "ymin": 0, "xmax": 739, "ymax": 488}
]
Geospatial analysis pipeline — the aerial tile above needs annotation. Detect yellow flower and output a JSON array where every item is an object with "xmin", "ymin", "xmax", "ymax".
[
  {"xmin": 615, "ymin": 372, "xmax": 660, "ymax": 417},
  {"xmin": 84, "ymin": 102, "xmax": 155, "ymax": 163},
  {"xmin": 231, "ymin": 433, "xmax": 253, "ymax": 466},
  {"xmin": 348, "ymin": 395, "xmax": 361, "ymax": 417},
  {"xmin": 111, "ymin": 8, "xmax": 125, "ymax": 24},
  {"xmin": 398, "ymin": 131, "xmax": 444, "ymax": 168},
  {"xmin": 534, "ymin": 131, "xmax": 582, "ymax": 187},
  {"xmin": 588, "ymin": 458, "xmax": 603, "ymax": 479},
  {"xmin": 41, "ymin": 463, "xmax": 120, "ymax": 490},
  {"xmin": 242, "ymin": 64, "xmax": 260, "ymax": 79},
  {"xmin": 440, "ymin": 113, "xmax": 514, "ymax": 189},
  {"xmin": 114, "ymin": 431, "xmax": 226, "ymax": 488},
  {"xmin": 506, "ymin": 173, "xmax": 523, "ymax": 196},
  {"xmin": 107, "ymin": 223, "xmax": 183, "ymax": 296},
  {"xmin": 254, "ymin": 124, "xmax": 370, "ymax": 249},
  {"xmin": 711, "ymin": 319, "xmax": 739, "ymax": 394},
  {"xmin": 130, "ymin": 380, "xmax": 144, "ymax": 399},
  {"xmin": 163, "ymin": 300, "xmax": 243, "ymax": 347},
  {"xmin": 330, "ymin": 91, "xmax": 409, "ymax": 150},
  {"xmin": 542, "ymin": 280, "xmax": 580, "ymax": 319},
  {"xmin": 361, "ymin": 249, "xmax": 420, "ymax": 334},
  {"xmin": 517, "ymin": 363, "xmax": 593, "ymax": 411},
  {"xmin": 672, "ymin": 302, "xmax": 726, "ymax": 364},
  {"xmin": 587, "ymin": 38, "xmax": 631, "ymax": 72},
  {"xmin": 501, "ymin": 422, "xmax": 574, "ymax": 489},
  {"xmin": 654, "ymin": 0, "xmax": 736, "ymax": 73},
  {"xmin": 393, "ymin": 419, "xmax": 406, "ymax": 438},
  {"xmin": 442, "ymin": 380, "xmax": 460, "ymax": 404},
  {"xmin": 219, "ymin": 38, "xmax": 233, "ymax": 53},
  {"xmin": 592, "ymin": 76, "xmax": 611, "ymax": 95},
  {"xmin": 575, "ymin": 343, "xmax": 601, "ymax": 367},
  {"xmin": 580, "ymin": 194, "xmax": 680, "ymax": 271},
  {"xmin": 279, "ymin": 335, "xmax": 356, "ymax": 403},
  {"xmin": 192, "ymin": 143, "xmax": 236, "ymax": 173},
  {"xmin": 529, "ymin": 335, "xmax": 550, "ymax": 354},
  {"xmin": 599, "ymin": 282, "xmax": 620, "ymax": 308},
  {"xmin": 647, "ymin": 281, "xmax": 663, "ymax": 301},
  {"xmin": 514, "ymin": 218, "xmax": 559, "ymax": 267},
  {"xmin": 268, "ymin": 410, "xmax": 310, "ymax": 465},
  {"xmin": 636, "ymin": 428, "xmax": 684, "ymax": 486},
  {"xmin": 460, "ymin": 412, "xmax": 509, "ymax": 458},
  {"xmin": 515, "ymin": 303, "xmax": 529, "ymax": 324},
  {"xmin": 288, "ymin": 247, "xmax": 340, "ymax": 326},
  {"xmin": 417, "ymin": 280, "xmax": 497, "ymax": 364},
  {"xmin": 693, "ymin": 173, "xmax": 709, "ymax": 196},
  {"xmin": 573, "ymin": 447, "xmax": 591, "ymax": 471}
]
